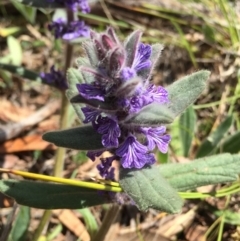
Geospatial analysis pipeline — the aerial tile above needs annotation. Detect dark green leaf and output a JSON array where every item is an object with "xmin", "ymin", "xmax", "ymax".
[
  {"xmin": 167, "ymin": 70, "xmax": 210, "ymax": 117},
  {"xmin": 159, "ymin": 153, "xmax": 240, "ymax": 191},
  {"xmin": 0, "ymin": 63, "xmax": 40, "ymax": 80},
  {"xmin": 179, "ymin": 105, "xmax": 196, "ymax": 157},
  {"xmin": 217, "ymin": 130, "xmax": 240, "ymax": 154},
  {"xmin": 42, "ymin": 125, "xmax": 104, "ymax": 150},
  {"xmin": 197, "ymin": 115, "xmax": 233, "ymax": 158},
  {"xmin": 12, "ymin": 0, "xmax": 62, "ymax": 8},
  {"xmin": 125, "ymin": 103, "xmax": 175, "ymax": 126},
  {"xmin": 0, "ymin": 180, "xmax": 109, "ymax": 209},
  {"xmin": 119, "ymin": 165, "xmax": 183, "ymax": 213},
  {"xmin": 70, "ymin": 94, "xmax": 116, "ymax": 111},
  {"xmin": 8, "ymin": 206, "xmax": 30, "ymax": 241}
]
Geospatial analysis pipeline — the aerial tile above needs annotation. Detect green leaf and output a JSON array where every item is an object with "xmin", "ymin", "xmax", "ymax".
[
  {"xmin": 179, "ymin": 105, "xmax": 196, "ymax": 157},
  {"xmin": 78, "ymin": 208, "xmax": 98, "ymax": 237},
  {"xmin": 196, "ymin": 115, "xmax": 233, "ymax": 158},
  {"xmin": 217, "ymin": 130, "xmax": 240, "ymax": 154},
  {"xmin": 124, "ymin": 30, "xmax": 142, "ymax": 67},
  {"xmin": 159, "ymin": 153, "xmax": 240, "ymax": 191},
  {"xmin": 67, "ymin": 67, "xmax": 84, "ymax": 88},
  {"xmin": 167, "ymin": 70, "xmax": 210, "ymax": 117},
  {"xmin": 12, "ymin": 0, "xmax": 62, "ymax": 8},
  {"xmin": 119, "ymin": 165, "xmax": 183, "ymax": 213},
  {"xmin": 0, "ymin": 63, "xmax": 40, "ymax": 80},
  {"xmin": 7, "ymin": 36, "xmax": 22, "ymax": 65},
  {"xmin": 8, "ymin": 206, "xmax": 30, "ymax": 241},
  {"xmin": 125, "ymin": 103, "xmax": 175, "ymax": 126},
  {"xmin": 42, "ymin": 125, "xmax": 104, "ymax": 150},
  {"xmin": 0, "ymin": 180, "xmax": 109, "ymax": 209},
  {"xmin": 214, "ymin": 210, "xmax": 240, "ymax": 225},
  {"xmin": 11, "ymin": 0, "xmax": 36, "ymax": 24}
]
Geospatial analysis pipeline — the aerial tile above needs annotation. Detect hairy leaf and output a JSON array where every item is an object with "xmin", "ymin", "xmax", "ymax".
[
  {"xmin": 42, "ymin": 126, "xmax": 104, "ymax": 150},
  {"xmin": 124, "ymin": 30, "xmax": 142, "ymax": 67},
  {"xmin": 0, "ymin": 180, "xmax": 109, "ymax": 209},
  {"xmin": 167, "ymin": 70, "xmax": 210, "ymax": 117},
  {"xmin": 119, "ymin": 165, "xmax": 183, "ymax": 213},
  {"xmin": 159, "ymin": 153, "xmax": 240, "ymax": 191},
  {"xmin": 125, "ymin": 103, "xmax": 175, "ymax": 126}
]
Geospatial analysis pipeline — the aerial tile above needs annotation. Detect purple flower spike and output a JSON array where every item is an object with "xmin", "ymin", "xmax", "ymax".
[
  {"xmin": 48, "ymin": 19, "xmax": 89, "ymax": 40},
  {"xmin": 40, "ymin": 65, "xmax": 67, "ymax": 90},
  {"xmin": 68, "ymin": 27, "xmax": 171, "ymax": 172}
]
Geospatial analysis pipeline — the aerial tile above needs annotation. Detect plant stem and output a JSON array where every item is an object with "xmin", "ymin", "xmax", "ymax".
[
  {"xmin": 33, "ymin": 9, "xmax": 74, "ymax": 241},
  {"xmin": 92, "ymin": 205, "xmax": 120, "ymax": 241},
  {"xmin": 32, "ymin": 210, "xmax": 52, "ymax": 241}
]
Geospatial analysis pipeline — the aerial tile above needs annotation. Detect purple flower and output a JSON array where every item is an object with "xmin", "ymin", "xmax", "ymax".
[
  {"xmin": 40, "ymin": 65, "xmax": 67, "ymax": 90},
  {"xmin": 48, "ymin": 0, "xmax": 90, "ymax": 12},
  {"xmin": 81, "ymin": 107, "xmax": 100, "ymax": 123},
  {"xmin": 97, "ymin": 156, "xmax": 116, "ymax": 179},
  {"xmin": 140, "ymin": 127, "xmax": 171, "ymax": 153},
  {"xmin": 96, "ymin": 116, "xmax": 121, "ymax": 148},
  {"xmin": 69, "ymin": 28, "xmax": 171, "ymax": 173},
  {"xmin": 77, "ymin": 83, "xmax": 105, "ymax": 101},
  {"xmin": 116, "ymin": 135, "xmax": 155, "ymax": 169},
  {"xmin": 86, "ymin": 150, "xmax": 103, "ymax": 161},
  {"xmin": 48, "ymin": 19, "xmax": 89, "ymax": 40},
  {"xmin": 133, "ymin": 43, "xmax": 152, "ymax": 72}
]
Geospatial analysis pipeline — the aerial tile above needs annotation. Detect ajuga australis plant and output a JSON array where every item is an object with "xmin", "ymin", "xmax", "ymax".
[{"xmin": 69, "ymin": 28, "xmax": 171, "ymax": 176}]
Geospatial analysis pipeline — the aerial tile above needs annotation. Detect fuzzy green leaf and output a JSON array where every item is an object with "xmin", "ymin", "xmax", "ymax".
[
  {"xmin": 67, "ymin": 67, "xmax": 84, "ymax": 90},
  {"xmin": 179, "ymin": 105, "xmax": 196, "ymax": 157},
  {"xmin": 119, "ymin": 165, "xmax": 183, "ymax": 213},
  {"xmin": 124, "ymin": 30, "xmax": 142, "ymax": 67},
  {"xmin": 159, "ymin": 153, "xmax": 240, "ymax": 191},
  {"xmin": 167, "ymin": 70, "xmax": 210, "ymax": 117},
  {"xmin": 125, "ymin": 103, "xmax": 175, "ymax": 126},
  {"xmin": 0, "ymin": 180, "xmax": 109, "ymax": 209},
  {"xmin": 197, "ymin": 115, "xmax": 233, "ymax": 158},
  {"xmin": 42, "ymin": 126, "xmax": 104, "ymax": 150}
]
